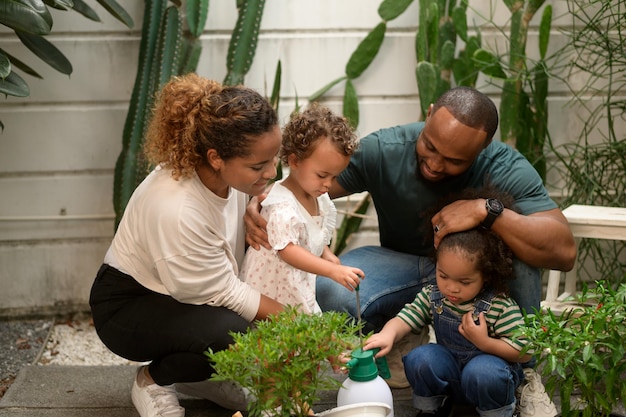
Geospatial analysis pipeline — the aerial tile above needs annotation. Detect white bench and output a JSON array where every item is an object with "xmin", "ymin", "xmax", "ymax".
[{"xmin": 541, "ymin": 204, "xmax": 626, "ymax": 314}]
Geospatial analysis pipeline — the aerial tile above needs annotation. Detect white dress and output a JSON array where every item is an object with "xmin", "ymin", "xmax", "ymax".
[{"xmin": 240, "ymin": 181, "xmax": 337, "ymax": 313}]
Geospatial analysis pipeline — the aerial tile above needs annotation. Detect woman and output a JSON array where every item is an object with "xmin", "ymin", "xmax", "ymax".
[{"xmin": 89, "ymin": 73, "xmax": 283, "ymax": 417}]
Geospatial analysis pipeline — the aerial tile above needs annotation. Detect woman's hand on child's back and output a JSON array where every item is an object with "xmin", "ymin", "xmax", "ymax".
[{"xmin": 244, "ymin": 194, "xmax": 270, "ymax": 250}]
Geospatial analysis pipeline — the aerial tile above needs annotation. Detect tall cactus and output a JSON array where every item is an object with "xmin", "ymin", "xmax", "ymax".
[
  {"xmin": 415, "ymin": 0, "xmax": 482, "ymax": 119},
  {"xmin": 224, "ymin": 0, "xmax": 266, "ymax": 86},
  {"xmin": 474, "ymin": 1, "xmax": 552, "ymax": 180},
  {"xmin": 113, "ymin": 0, "xmax": 207, "ymax": 228},
  {"xmin": 113, "ymin": 0, "xmax": 269, "ymax": 227}
]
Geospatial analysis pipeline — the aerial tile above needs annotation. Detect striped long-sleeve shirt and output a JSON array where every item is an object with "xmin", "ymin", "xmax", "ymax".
[{"xmin": 397, "ymin": 285, "xmax": 529, "ymax": 353}]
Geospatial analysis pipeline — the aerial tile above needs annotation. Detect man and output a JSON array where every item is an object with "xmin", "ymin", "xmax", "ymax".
[{"xmin": 246, "ymin": 87, "xmax": 575, "ymax": 417}]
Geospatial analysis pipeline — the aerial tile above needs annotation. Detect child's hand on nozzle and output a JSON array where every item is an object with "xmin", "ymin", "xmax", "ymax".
[
  {"xmin": 362, "ymin": 332, "xmax": 393, "ymax": 358},
  {"xmin": 330, "ymin": 266, "xmax": 364, "ymax": 291}
]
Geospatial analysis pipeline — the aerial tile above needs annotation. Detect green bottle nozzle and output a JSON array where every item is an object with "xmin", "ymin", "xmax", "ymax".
[{"xmin": 345, "ymin": 348, "xmax": 391, "ymax": 381}]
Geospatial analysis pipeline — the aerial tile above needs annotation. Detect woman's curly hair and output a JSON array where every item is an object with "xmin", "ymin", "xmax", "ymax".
[
  {"xmin": 280, "ymin": 103, "xmax": 358, "ymax": 164},
  {"xmin": 143, "ymin": 73, "xmax": 278, "ymax": 180}
]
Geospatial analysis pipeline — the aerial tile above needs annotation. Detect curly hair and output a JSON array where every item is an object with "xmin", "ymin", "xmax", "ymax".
[
  {"xmin": 143, "ymin": 73, "xmax": 278, "ymax": 180},
  {"xmin": 438, "ymin": 228, "xmax": 514, "ymax": 295},
  {"xmin": 280, "ymin": 103, "xmax": 358, "ymax": 164},
  {"xmin": 422, "ymin": 183, "xmax": 519, "ymax": 295}
]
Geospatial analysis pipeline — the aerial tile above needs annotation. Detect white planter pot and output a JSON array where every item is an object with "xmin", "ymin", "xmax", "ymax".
[{"xmin": 316, "ymin": 402, "xmax": 391, "ymax": 417}]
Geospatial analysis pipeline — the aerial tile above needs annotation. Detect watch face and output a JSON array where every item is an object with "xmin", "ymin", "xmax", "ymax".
[{"xmin": 488, "ymin": 199, "xmax": 504, "ymax": 213}]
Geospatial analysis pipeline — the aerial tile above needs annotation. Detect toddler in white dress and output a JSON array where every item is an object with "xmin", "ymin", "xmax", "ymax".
[{"xmin": 240, "ymin": 104, "xmax": 364, "ymax": 313}]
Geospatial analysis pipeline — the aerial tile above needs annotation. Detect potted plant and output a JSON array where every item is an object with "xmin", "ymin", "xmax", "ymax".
[
  {"xmin": 518, "ymin": 280, "xmax": 626, "ymax": 417},
  {"xmin": 207, "ymin": 306, "xmax": 387, "ymax": 417}
]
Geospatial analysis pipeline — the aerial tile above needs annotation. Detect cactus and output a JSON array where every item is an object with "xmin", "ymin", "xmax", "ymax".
[
  {"xmin": 311, "ymin": 0, "xmax": 481, "ymax": 125},
  {"xmin": 113, "ymin": 0, "xmax": 201, "ymax": 227},
  {"xmin": 224, "ymin": 0, "xmax": 266, "ymax": 86},
  {"xmin": 415, "ymin": 0, "xmax": 481, "ymax": 119},
  {"xmin": 474, "ymin": 1, "xmax": 552, "ymax": 180},
  {"xmin": 114, "ymin": 0, "xmax": 271, "ymax": 227}
]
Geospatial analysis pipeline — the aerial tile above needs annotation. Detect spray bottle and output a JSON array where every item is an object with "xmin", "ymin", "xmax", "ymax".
[{"xmin": 337, "ymin": 347, "xmax": 394, "ymax": 417}]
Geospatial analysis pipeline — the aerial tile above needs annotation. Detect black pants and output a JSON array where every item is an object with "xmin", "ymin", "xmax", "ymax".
[{"xmin": 89, "ymin": 264, "xmax": 250, "ymax": 385}]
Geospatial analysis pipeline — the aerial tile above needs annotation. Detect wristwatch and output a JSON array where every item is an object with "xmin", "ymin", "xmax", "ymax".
[{"xmin": 481, "ymin": 198, "xmax": 504, "ymax": 229}]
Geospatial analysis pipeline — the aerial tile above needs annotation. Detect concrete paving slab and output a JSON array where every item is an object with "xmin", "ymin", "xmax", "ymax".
[
  {"xmin": 0, "ymin": 365, "xmax": 136, "ymax": 409},
  {"xmin": 0, "ymin": 365, "xmax": 417, "ymax": 417}
]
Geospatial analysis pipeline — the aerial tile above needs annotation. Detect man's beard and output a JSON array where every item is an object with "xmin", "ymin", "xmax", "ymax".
[{"xmin": 415, "ymin": 160, "xmax": 451, "ymax": 190}]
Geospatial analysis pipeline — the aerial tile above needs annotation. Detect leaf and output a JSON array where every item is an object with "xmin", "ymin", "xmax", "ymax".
[
  {"xmin": 440, "ymin": 39, "xmax": 454, "ymax": 69},
  {"xmin": 0, "ymin": 48, "xmax": 43, "ymax": 78},
  {"xmin": 378, "ymin": 0, "xmax": 414, "ymax": 21},
  {"xmin": 70, "ymin": 0, "xmax": 101, "ymax": 22},
  {"xmin": 0, "ymin": 50, "xmax": 10, "ymax": 78},
  {"xmin": 95, "ymin": 0, "xmax": 134, "ymax": 28},
  {"xmin": 0, "ymin": 0, "xmax": 53, "ymax": 34},
  {"xmin": 0, "ymin": 70, "xmax": 30, "ymax": 97},
  {"xmin": 15, "ymin": 30, "xmax": 73, "ymax": 75},
  {"xmin": 342, "ymin": 78, "xmax": 358, "ymax": 128},
  {"xmin": 345, "ymin": 22, "xmax": 386, "ymax": 79},
  {"xmin": 186, "ymin": 0, "xmax": 209, "ymax": 38},
  {"xmin": 416, "ymin": 61, "xmax": 437, "ymax": 116},
  {"xmin": 538, "ymin": 4, "xmax": 552, "ymax": 60},
  {"xmin": 451, "ymin": 4, "xmax": 468, "ymax": 42},
  {"xmin": 473, "ymin": 48, "xmax": 507, "ymax": 79},
  {"xmin": 308, "ymin": 76, "xmax": 347, "ymax": 102},
  {"xmin": 269, "ymin": 59, "xmax": 281, "ymax": 111},
  {"xmin": 43, "ymin": 0, "xmax": 74, "ymax": 10},
  {"xmin": 582, "ymin": 343, "xmax": 593, "ymax": 363}
]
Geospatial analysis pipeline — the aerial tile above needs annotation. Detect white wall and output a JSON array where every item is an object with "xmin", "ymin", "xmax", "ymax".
[{"xmin": 0, "ymin": 0, "xmax": 623, "ymax": 316}]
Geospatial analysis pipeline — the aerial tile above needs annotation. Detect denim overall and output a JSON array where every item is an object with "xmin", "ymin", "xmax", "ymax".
[{"xmin": 403, "ymin": 286, "xmax": 523, "ymax": 417}]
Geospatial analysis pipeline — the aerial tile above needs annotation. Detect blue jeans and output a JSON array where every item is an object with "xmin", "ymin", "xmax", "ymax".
[
  {"xmin": 316, "ymin": 246, "xmax": 436, "ymax": 333},
  {"xmin": 316, "ymin": 246, "xmax": 541, "ymax": 332},
  {"xmin": 404, "ymin": 344, "xmax": 523, "ymax": 417}
]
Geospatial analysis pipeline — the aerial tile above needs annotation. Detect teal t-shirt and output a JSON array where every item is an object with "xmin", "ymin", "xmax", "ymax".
[{"xmin": 337, "ymin": 122, "xmax": 556, "ymax": 256}]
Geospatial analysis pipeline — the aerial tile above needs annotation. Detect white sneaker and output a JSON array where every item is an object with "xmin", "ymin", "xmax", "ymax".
[
  {"xmin": 516, "ymin": 368, "xmax": 557, "ymax": 417},
  {"xmin": 385, "ymin": 327, "xmax": 430, "ymax": 389},
  {"xmin": 131, "ymin": 367, "xmax": 185, "ymax": 417},
  {"xmin": 176, "ymin": 379, "xmax": 249, "ymax": 410}
]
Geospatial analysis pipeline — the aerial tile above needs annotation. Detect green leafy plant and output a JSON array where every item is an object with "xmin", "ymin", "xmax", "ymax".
[
  {"xmin": 518, "ymin": 281, "xmax": 626, "ymax": 417},
  {"xmin": 0, "ymin": 0, "xmax": 133, "ymax": 130},
  {"xmin": 474, "ymin": 0, "xmax": 555, "ymax": 180},
  {"xmin": 207, "ymin": 306, "xmax": 363, "ymax": 417},
  {"xmin": 547, "ymin": 0, "xmax": 626, "ymax": 286}
]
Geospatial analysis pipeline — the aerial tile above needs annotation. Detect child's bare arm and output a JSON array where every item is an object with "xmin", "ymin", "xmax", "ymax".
[
  {"xmin": 278, "ymin": 243, "xmax": 364, "ymax": 290},
  {"xmin": 362, "ymin": 317, "xmax": 412, "ymax": 357}
]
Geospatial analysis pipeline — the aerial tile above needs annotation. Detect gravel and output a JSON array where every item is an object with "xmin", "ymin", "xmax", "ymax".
[{"xmin": 0, "ymin": 314, "xmax": 142, "ymax": 399}]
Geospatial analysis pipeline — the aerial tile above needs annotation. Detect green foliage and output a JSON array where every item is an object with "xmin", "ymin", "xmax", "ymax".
[
  {"xmin": 518, "ymin": 281, "xmax": 626, "ymax": 417},
  {"xmin": 310, "ymin": 0, "xmax": 481, "ymax": 126},
  {"xmin": 547, "ymin": 0, "xmax": 626, "ymax": 285},
  {"xmin": 474, "ymin": 1, "xmax": 555, "ymax": 181},
  {"xmin": 113, "ymin": 0, "xmax": 186, "ymax": 227},
  {"xmin": 415, "ymin": 0, "xmax": 481, "ymax": 118},
  {"xmin": 207, "ymin": 307, "xmax": 363, "ymax": 417},
  {"xmin": 113, "ymin": 0, "xmax": 272, "ymax": 225},
  {"xmin": 0, "ymin": 0, "xmax": 133, "ymax": 129}
]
